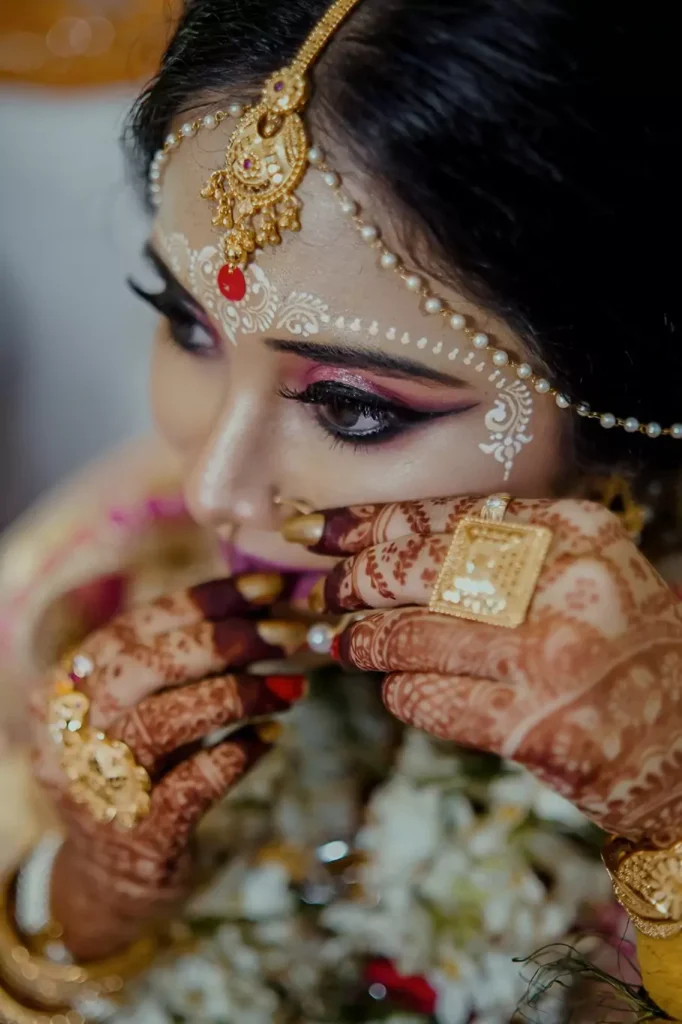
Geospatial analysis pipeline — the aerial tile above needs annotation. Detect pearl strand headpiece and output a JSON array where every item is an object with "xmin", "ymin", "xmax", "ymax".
[{"xmin": 148, "ymin": 0, "xmax": 681, "ymax": 441}]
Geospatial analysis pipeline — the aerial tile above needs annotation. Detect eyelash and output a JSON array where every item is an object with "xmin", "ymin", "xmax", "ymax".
[
  {"xmin": 127, "ymin": 279, "xmax": 219, "ymax": 357},
  {"xmin": 278, "ymin": 381, "xmax": 454, "ymax": 448},
  {"xmin": 129, "ymin": 278, "xmax": 472, "ymax": 450}
]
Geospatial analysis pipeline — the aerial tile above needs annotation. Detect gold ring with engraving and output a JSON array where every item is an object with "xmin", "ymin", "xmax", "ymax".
[
  {"xmin": 428, "ymin": 493, "xmax": 553, "ymax": 628},
  {"xmin": 48, "ymin": 653, "xmax": 151, "ymax": 831}
]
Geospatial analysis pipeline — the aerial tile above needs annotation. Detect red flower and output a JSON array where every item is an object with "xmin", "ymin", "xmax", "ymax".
[{"xmin": 365, "ymin": 958, "xmax": 437, "ymax": 1015}]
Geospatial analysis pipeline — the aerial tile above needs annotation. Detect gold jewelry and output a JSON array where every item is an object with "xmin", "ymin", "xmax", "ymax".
[
  {"xmin": 48, "ymin": 656, "xmax": 151, "ymax": 831},
  {"xmin": 200, "ymin": 0, "xmax": 363, "ymax": 272},
  {"xmin": 428, "ymin": 493, "xmax": 552, "ymax": 629},
  {"xmin": 147, "ymin": 0, "xmax": 682, "ymax": 440},
  {"xmin": 0, "ymin": 870, "xmax": 158, "ymax": 1015},
  {"xmin": 603, "ymin": 835, "xmax": 682, "ymax": 939},
  {"xmin": 306, "ymin": 612, "xmax": 373, "ymax": 654},
  {"xmin": 0, "ymin": 984, "xmax": 84, "ymax": 1024},
  {"xmin": 588, "ymin": 474, "xmax": 647, "ymax": 541},
  {"xmin": 274, "ymin": 495, "xmax": 316, "ymax": 516}
]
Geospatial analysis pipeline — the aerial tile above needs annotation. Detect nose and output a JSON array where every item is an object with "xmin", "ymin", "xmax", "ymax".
[{"xmin": 183, "ymin": 394, "xmax": 280, "ymax": 533}]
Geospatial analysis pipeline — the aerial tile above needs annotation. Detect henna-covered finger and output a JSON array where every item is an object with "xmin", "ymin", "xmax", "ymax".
[
  {"xmin": 108, "ymin": 673, "xmax": 307, "ymax": 773},
  {"xmin": 335, "ymin": 606, "xmax": 525, "ymax": 680},
  {"xmin": 282, "ymin": 498, "xmax": 624, "ymax": 564},
  {"xmin": 382, "ymin": 670, "xmax": 516, "ymax": 756},
  {"xmin": 281, "ymin": 499, "xmax": 478, "ymax": 555},
  {"xmin": 88, "ymin": 618, "xmax": 308, "ymax": 727},
  {"xmin": 82, "ymin": 573, "xmax": 287, "ymax": 663},
  {"xmin": 317, "ymin": 534, "xmax": 450, "ymax": 612},
  {"xmin": 152, "ymin": 725, "xmax": 273, "ymax": 857}
]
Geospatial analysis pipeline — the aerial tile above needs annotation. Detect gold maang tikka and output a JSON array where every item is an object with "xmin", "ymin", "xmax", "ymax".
[{"xmin": 199, "ymin": 0, "xmax": 364, "ymax": 301}]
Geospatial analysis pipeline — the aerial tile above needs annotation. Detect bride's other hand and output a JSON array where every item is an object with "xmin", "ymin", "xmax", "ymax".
[
  {"xmin": 285, "ymin": 498, "xmax": 682, "ymax": 846},
  {"xmin": 30, "ymin": 573, "xmax": 307, "ymax": 961}
]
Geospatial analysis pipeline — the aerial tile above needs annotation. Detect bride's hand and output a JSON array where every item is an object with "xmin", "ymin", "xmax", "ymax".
[
  {"xmin": 289, "ymin": 497, "xmax": 682, "ymax": 846},
  {"xmin": 30, "ymin": 573, "xmax": 307, "ymax": 960}
]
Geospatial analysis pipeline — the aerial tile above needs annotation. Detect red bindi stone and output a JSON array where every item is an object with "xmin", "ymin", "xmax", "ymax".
[{"xmin": 217, "ymin": 264, "xmax": 246, "ymax": 302}]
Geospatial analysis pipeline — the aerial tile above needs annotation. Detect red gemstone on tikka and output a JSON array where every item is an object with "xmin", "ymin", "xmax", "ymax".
[
  {"xmin": 217, "ymin": 264, "xmax": 246, "ymax": 302},
  {"xmin": 274, "ymin": 81, "xmax": 284, "ymax": 92},
  {"xmin": 243, "ymin": 159, "xmax": 252, "ymax": 169}
]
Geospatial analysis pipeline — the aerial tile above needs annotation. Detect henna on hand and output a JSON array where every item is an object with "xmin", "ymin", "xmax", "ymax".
[
  {"xmin": 31, "ymin": 574, "xmax": 307, "ymax": 960},
  {"xmin": 289, "ymin": 498, "xmax": 682, "ymax": 847}
]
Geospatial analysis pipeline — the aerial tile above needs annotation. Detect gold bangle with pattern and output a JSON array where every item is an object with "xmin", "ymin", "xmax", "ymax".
[{"xmin": 603, "ymin": 835, "xmax": 682, "ymax": 939}]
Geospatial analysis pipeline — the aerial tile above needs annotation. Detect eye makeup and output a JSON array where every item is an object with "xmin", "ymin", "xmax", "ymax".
[
  {"xmin": 278, "ymin": 362, "xmax": 478, "ymax": 447},
  {"xmin": 127, "ymin": 246, "xmax": 220, "ymax": 357}
]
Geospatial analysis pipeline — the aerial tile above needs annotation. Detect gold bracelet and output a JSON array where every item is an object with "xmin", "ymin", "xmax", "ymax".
[
  {"xmin": 0, "ymin": 980, "xmax": 85, "ymax": 1024},
  {"xmin": 0, "ymin": 869, "xmax": 158, "ymax": 1012},
  {"xmin": 603, "ymin": 835, "xmax": 682, "ymax": 939}
]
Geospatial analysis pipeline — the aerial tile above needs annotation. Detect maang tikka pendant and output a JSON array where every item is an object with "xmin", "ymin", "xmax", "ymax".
[{"xmin": 201, "ymin": 67, "xmax": 309, "ymax": 300}]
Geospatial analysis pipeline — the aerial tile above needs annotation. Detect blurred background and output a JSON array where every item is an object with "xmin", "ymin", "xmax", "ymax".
[{"xmin": 0, "ymin": 0, "xmax": 179, "ymax": 528}]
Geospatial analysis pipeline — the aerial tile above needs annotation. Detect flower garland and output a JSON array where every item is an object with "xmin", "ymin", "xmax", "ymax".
[{"xmin": 79, "ymin": 671, "xmax": 648, "ymax": 1024}]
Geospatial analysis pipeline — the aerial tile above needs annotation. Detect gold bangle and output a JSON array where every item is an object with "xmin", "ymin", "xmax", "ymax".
[
  {"xmin": 0, "ymin": 871, "xmax": 158, "ymax": 1010},
  {"xmin": 603, "ymin": 835, "xmax": 682, "ymax": 939},
  {"xmin": 0, "ymin": 980, "xmax": 85, "ymax": 1024}
]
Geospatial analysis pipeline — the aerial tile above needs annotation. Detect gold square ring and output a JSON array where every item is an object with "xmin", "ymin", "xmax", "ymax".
[{"xmin": 428, "ymin": 494, "xmax": 553, "ymax": 629}]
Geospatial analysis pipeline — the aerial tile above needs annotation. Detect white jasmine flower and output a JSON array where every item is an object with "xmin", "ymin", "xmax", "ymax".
[
  {"xmin": 241, "ymin": 862, "xmax": 294, "ymax": 920},
  {"xmin": 152, "ymin": 955, "xmax": 234, "ymax": 1020},
  {"xmin": 359, "ymin": 777, "xmax": 442, "ymax": 878},
  {"xmin": 108, "ymin": 997, "xmax": 173, "ymax": 1024}
]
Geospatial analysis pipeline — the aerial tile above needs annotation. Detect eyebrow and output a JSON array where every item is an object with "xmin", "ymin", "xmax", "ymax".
[
  {"xmin": 265, "ymin": 339, "xmax": 470, "ymax": 387},
  {"xmin": 147, "ymin": 241, "xmax": 469, "ymax": 388}
]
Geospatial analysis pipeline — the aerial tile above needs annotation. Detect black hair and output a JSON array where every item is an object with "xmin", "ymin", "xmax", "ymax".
[{"xmin": 129, "ymin": 0, "xmax": 681, "ymax": 480}]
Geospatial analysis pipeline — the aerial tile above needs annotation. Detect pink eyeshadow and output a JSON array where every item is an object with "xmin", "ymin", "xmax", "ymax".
[{"xmin": 293, "ymin": 364, "xmax": 472, "ymax": 413}]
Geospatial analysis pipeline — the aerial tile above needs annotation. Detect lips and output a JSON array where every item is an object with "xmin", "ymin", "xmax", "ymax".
[{"xmin": 220, "ymin": 541, "xmax": 323, "ymax": 601}]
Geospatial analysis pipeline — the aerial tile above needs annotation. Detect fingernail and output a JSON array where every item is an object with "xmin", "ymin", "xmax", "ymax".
[
  {"xmin": 265, "ymin": 674, "xmax": 307, "ymax": 703},
  {"xmin": 281, "ymin": 513, "xmax": 325, "ymax": 546},
  {"xmin": 235, "ymin": 573, "xmax": 284, "ymax": 606},
  {"xmin": 257, "ymin": 620, "xmax": 308, "ymax": 655},
  {"xmin": 330, "ymin": 635, "xmax": 341, "ymax": 661},
  {"xmin": 256, "ymin": 721, "xmax": 283, "ymax": 743},
  {"xmin": 307, "ymin": 577, "xmax": 327, "ymax": 614}
]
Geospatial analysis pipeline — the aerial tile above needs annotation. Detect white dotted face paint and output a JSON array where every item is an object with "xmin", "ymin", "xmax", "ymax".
[{"xmin": 157, "ymin": 231, "xmax": 535, "ymax": 482}]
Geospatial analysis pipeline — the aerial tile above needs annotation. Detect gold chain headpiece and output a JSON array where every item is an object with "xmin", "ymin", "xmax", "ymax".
[
  {"xmin": 199, "ymin": 0, "xmax": 362, "ymax": 291},
  {"xmin": 147, "ymin": 0, "xmax": 682, "ymax": 441}
]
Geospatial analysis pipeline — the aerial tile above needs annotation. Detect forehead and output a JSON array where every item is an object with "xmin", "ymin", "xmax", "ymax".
[{"xmin": 152, "ymin": 118, "xmax": 522, "ymax": 361}]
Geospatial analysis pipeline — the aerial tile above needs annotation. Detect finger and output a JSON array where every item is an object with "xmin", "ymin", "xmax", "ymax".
[
  {"xmin": 382, "ymin": 671, "xmax": 512, "ymax": 757},
  {"xmin": 87, "ymin": 619, "xmax": 308, "ymax": 723},
  {"xmin": 282, "ymin": 498, "xmax": 479, "ymax": 554},
  {"xmin": 82, "ymin": 573, "xmax": 287, "ymax": 663},
  {"xmin": 336, "ymin": 607, "xmax": 527, "ymax": 681},
  {"xmin": 282, "ymin": 497, "xmax": 620, "ymax": 557},
  {"xmin": 109, "ymin": 673, "xmax": 306, "ymax": 772},
  {"xmin": 151, "ymin": 725, "xmax": 273, "ymax": 855},
  {"xmin": 320, "ymin": 533, "xmax": 450, "ymax": 612}
]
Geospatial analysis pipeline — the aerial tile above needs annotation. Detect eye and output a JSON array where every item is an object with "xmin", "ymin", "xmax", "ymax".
[
  {"xmin": 316, "ymin": 392, "xmax": 403, "ymax": 439},
  {"xmin": 127, "ymin": 279, "xmax": 220, "ymax": 357},
  {"xmin": 279, "ymin": 381, "xmax": 462, "ymax": 447}
]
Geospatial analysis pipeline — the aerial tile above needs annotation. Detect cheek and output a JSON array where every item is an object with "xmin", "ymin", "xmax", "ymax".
[
  {"xmin": 284, "ymin": 399, "xmax": 564, "ymax": 509},
  {"xmin": 150, "ymin": 333, "xmax": 224, "ymax": 452}
]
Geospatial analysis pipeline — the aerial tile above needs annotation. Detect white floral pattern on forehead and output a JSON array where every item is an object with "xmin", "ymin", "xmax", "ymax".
[
  {"xmin": 158, "ymin": 231, "xmax": 534, "ymax": 481},
  {"xmin": 161, "ymin": 232, "xmax": 331, "ymax": 343}
]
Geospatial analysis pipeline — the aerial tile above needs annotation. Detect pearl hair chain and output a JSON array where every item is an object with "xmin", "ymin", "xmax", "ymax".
[{"xmin": 148, "ymin": 110, "xmax": 682, "ymax": 441}]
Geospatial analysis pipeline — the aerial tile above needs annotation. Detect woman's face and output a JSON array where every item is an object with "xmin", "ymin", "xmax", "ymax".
[{"xmin": 143, "ymin": 117, "xmax": 563, "ymax": 570}]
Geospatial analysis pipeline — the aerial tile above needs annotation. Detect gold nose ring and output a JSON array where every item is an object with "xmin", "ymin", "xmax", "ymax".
[{"xmin": 274, "ymin": 494, "xmax": 316, "ymax": 516}]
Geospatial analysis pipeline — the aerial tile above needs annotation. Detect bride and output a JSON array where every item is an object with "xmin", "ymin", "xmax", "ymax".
[{"xmin": 0, "ymin": 1, "xmax": 680, "ymax": 1021}]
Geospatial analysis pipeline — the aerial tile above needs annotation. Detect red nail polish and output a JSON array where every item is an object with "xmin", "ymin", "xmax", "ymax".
[
  {"xmin": 330, "ymin": 635, "xmax": 341, "ymax": 661},
  {"xmin": 265, "ymin": 674, "xmax": 307, "ymax": 703}
]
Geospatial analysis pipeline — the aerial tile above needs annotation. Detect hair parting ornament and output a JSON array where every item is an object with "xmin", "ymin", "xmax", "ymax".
[{"xmin": 148, "ymin": 0, "xmax": 682, "ymax": 442}]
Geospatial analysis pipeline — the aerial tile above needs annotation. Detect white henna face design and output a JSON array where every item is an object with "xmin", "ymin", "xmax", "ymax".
[{"xmin": 158, "ymin": 230, "xmax": 535, "ymax": 482}]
